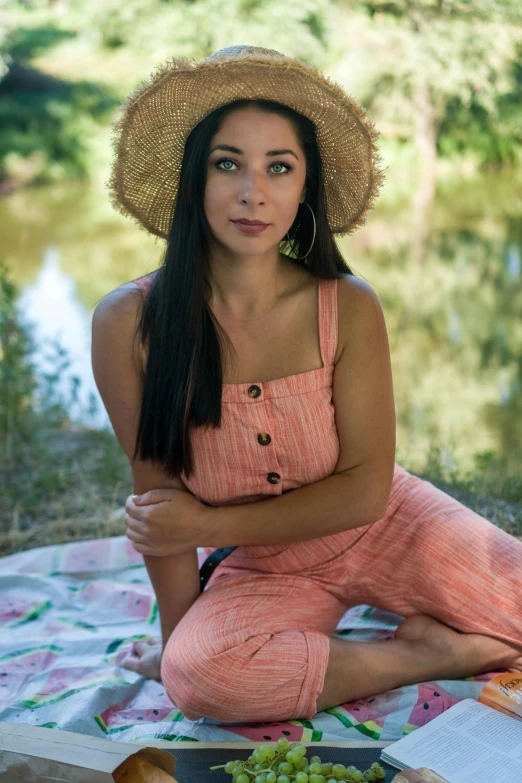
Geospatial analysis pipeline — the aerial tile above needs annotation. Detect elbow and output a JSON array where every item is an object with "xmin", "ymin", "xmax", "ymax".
[
  {"xmin": 368, "ymin": 502, "xmax": 388, "ymax": 524},
  {"xmin": 365, "ymin": 489, "xmax": 391, "ymax": 524}
]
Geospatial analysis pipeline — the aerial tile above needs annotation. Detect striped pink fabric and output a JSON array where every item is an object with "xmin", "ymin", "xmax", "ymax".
[
  {"xmin": 134, "ymin": 271, "xmax": 522, "ymax": 723},
  {"xmin": 134, "ymin": 272, "xmax": 341, "ymax": 506},
  {"xmin": 159, "ymin": 480, "xmax": 522, "ymax": 723}
]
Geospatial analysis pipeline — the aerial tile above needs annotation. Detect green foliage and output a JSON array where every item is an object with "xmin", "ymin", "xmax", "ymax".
[
  {"xmin": 0, "ymin": 261, "xmax": 131, "ymax": 554},
  {"xmin": 331, "ymin": 0, "xmax": 522, "ymax": 169},
  {"xmin": 0, "ymin": 258, "xmax": 39, "ymax": 453}
]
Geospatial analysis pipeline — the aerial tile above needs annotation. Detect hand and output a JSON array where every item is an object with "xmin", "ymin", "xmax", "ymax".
[
  {"xmin": 391, "ymin": 770, "xmax": 449, "ymax": 783},
  {"xmin": 120, "ymin": 636, "xmax": 163, "ymax": 682},
  {"xmin": 124, "ymin": 487, "xmax": 212, "ymax": 556}
]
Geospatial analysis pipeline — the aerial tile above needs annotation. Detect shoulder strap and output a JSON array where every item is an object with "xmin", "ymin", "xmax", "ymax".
[
  {"xmin": 133, "ymin": 274, "xmax": 154, "ymax": 298},
  {"xmin": 318, "ymin": 277, "xmax": 339, "ymax": 368}
]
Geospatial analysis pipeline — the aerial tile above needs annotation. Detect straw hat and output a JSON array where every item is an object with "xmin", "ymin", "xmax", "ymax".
[{"xmin": 107, "ymin": 44, "xmax": 386, "ymax": 240}]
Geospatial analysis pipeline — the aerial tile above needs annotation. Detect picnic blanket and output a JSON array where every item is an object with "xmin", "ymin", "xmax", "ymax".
[{"xmin": 0, "ymin": 535, "xmax": 501, "ymax": 744}]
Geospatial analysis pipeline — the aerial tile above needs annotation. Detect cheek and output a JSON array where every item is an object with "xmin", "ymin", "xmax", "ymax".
[{"xmin": 204, "ymin": 179, "xmax": 229, "ymax": 220}]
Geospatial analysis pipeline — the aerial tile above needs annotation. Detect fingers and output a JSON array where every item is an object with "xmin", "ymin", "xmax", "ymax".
[
  {"xmin": 125, "ymin": 529, "xmax": 153, "ymax": 555},
  {"xmin": 124, "ymin": 514, "xmax": 149, "ymax": 538},
  {"xmin": 392, "ymin": 771, "xmax": 448, "ymax": 783},
  {"xmin": 121, "ymin": 655, "xmax": 138, "ymax": 671}
]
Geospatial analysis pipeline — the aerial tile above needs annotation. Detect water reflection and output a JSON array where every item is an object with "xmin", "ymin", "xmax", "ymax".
[
  {"xmin": 1, "ymin": 174, "xmax": 521, "ymax": 477},
  {"xmin": 16, "ymin": 244, "xmax": 108, "ymax": 429},
  {"xmin": 506, "ymin": 244, "xmax": 521, "ymax": 278}
]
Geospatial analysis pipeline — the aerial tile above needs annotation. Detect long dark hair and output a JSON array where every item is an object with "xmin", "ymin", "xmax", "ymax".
[{"xmin": 132, "ymin": 99, "xmax": 354, "ymax": 479}]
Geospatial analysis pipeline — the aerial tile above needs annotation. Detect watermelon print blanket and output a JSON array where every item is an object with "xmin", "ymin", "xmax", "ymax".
[{"xmin": 0, "ymin": 535, "xmax": 500, "ymax": 744}]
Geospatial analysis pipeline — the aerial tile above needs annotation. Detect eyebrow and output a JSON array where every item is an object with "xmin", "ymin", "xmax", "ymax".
[{"xmin": 209, "ymin": 144, "xmax": 299, "ymax": 161}]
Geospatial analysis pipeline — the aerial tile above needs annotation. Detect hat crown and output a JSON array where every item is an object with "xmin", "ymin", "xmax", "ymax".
[{"xmin": 202, "ymin": 45, "xmax": 286, "ymax": 64}]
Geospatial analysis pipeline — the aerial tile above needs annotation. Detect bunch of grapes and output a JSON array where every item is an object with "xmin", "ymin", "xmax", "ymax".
[{"xmin": 210, "ymin": 738, "xmax": 387, "ymax": 782}]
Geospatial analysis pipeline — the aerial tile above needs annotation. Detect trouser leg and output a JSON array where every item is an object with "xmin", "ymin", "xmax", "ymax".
[
  {"xmin": 160, "ymin": 573, "xmax": 345, "ymax": 722},
  {"xmin": 341, "ymin": 476, "xmax": 522, "ymax": 647}
]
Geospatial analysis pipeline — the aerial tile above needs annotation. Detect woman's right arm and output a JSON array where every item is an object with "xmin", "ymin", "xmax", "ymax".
[{"xmin": 91, "ymin": 283, "xmax": 200, "ymax": 651}]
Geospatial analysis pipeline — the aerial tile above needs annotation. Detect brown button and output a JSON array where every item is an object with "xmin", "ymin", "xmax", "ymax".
[
  {"xmin": 247, "ymin": 384, "xmax": 261, "ymax": 398},
  {"xmin": 258, "ymin": 432, "xmax": 271, "ymax": 446},
  {"xmin": 267, "ymin": 472, "xmax": 280, "ymax": 484}
]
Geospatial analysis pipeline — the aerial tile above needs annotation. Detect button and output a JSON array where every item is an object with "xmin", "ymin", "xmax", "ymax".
[
  {"xmin": 258, "ymin": 432, "xmax": 271, "ymax": 446},
  {"xmin": 267, "ymin": 472, "xmax": 281, "ymax": 484},
  {"xmin": 247, "ymin": 385, "xmax": 261, "ymax": 398}
]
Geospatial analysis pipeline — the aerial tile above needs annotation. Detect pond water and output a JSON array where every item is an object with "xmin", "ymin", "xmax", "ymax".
[{"xmin": 2, "ymin": 173, "xmax": 521, "ymax": 477}]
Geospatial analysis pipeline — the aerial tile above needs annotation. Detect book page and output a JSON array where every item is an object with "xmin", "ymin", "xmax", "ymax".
[{"xmin": 381, "ymin": 699, "xmax": 522, "ymax": 783}]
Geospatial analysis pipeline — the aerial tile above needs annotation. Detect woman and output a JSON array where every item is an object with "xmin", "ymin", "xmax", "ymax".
[{"xmin": 92, "ymin": 46, "xmax": 522, "ymax": 730}]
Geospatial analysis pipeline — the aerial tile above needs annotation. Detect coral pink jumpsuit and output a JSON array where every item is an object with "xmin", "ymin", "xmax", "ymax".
[{"xmin": 134, "ymin": 272, "xmax": 522, "ymax": 724}]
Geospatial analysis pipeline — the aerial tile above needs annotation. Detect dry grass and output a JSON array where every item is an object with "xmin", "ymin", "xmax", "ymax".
[{"xmin": 1, "ymin": 428, "xmax": 521, "ymax": 559}]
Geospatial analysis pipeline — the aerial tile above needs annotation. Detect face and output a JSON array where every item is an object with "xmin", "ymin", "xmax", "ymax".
[{"xmin": 204, "ymin": 107, "xmax": 307, "ymax": 258}]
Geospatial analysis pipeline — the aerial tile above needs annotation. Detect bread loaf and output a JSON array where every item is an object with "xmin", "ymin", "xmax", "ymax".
[{"xmin": 113, "ymin": 754, "xmax": 178, "ymax": 783}]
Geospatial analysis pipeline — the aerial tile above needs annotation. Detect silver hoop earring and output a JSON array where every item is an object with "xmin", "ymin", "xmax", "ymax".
[{"xmin": 285, "ymin": 201, "xmax": 316, "ymax": 261}]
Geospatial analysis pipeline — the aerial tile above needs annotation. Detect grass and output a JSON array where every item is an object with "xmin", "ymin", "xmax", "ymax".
[{"xmin": 1, "ymin": 262, "xmax": 521, "ymax": 558}]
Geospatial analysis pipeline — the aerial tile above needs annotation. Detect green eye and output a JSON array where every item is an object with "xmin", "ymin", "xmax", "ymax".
[{"xmin": 215, "ymin": 158, "xmax": 292, "ymax": 174}]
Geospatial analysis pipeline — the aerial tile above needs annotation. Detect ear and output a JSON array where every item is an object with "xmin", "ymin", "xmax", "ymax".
[{"xmin": 300, "ymin": 185, "xmax": 307, "ymax": 203}]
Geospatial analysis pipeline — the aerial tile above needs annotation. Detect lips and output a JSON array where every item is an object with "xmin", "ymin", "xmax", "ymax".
[{"xmin": 232, "ymin": 220, "xmax": 270, "ymax": 235}]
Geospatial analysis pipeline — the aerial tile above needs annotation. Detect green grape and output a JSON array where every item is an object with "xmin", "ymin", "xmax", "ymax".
[
  {"xmin": 309, "ymin": 762, "xmax": 323, "ymax": 775},
  {"xmin": 277, "ymin": 776, "xmax": 290, "ymax": 783},
  {"xmin": 279, "ymin": 761, "xmax": 294, "ymax": 775},
  {"xmin": 254, "ymin": 763, "xmax": 264, "ymax": 771},
  {"xmin": 267, "ymin": 774, "xmax": 277, "ymax": 783},
  {"xmin": 295, "ymin": 746, "xmax": 307, "ymax": 758},
  {"xmin": 321, "ymin": 762, "xmax": 333, "ymax": 774},
  {"xmin": 351, "ymin": 772, "xmax": 364, "ymax": 782},
  {"xmin": 255, "ymin": 776, "xmax": 267, "ymax": 783},
  {"xmin": 309, "ymin": 756, "xmax": 322, "ymax": 765},
  {"xmin": 286, "ymin": 751, "xmax": 300, "ymax": 765},
  {"xmin": 225, "ymin": 761, "xmax": 236, "ymax": 774},
  {"xmin": 332, "ymin": 764, "xmax": 348, "ymax": 779},
  {"xmin": 232, "ymin": 766, "xmax": 244, "ymax": 778},
  {"xmin": 236, "ymin": 776, "xmax": 249, "ymax": 783},
  {"xmin": 295, "ymin": 773, "xmax": 309, "ymax": 783},
  {"xmin": 308, "ymin": 775, "xmax": 323, "ymax": 783},
  {"xmin": 363, "ymin": 772, "xmax": 376, "ymax": 782},
  {"xmin": 295, "ymin": 758, "xmax": 309, "ymax": 771},
  {"xmin": 277, "ymin": 738, "xmax": 290, "ymax": 751},
  {"xmin": 265, "ymin": 748, "xmax": 277, "ymax": 762},
  {"xmin": 290, "ymin": 742, "xmax": 303, "ymax": 750}
]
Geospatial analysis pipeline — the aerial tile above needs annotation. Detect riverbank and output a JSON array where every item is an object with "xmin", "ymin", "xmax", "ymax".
[{"xmin": 1, "ymin": 426, "xmax": 520, "ymax": 559}]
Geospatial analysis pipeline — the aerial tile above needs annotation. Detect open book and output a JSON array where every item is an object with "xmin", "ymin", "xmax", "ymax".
[{"xmin": 379, "ymin": 675, "xmax": 522, "ymax": 783}]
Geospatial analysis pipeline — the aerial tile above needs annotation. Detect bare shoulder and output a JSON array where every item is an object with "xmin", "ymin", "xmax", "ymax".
[
  {"xmin": 336, "ymin": 274, "xmax": 388, "ymax": 363},
  {"xmin": 92, "ymin": 281, "xmax": 147, "ymax": 373},
  {"xmin": 94, "ymin": 280, "xmax": 143, "ymax": 314}
]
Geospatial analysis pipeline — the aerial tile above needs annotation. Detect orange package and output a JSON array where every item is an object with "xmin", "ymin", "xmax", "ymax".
[{"xmin": 478, "ymin": 672, "xmax": 522, "ymax": 720}]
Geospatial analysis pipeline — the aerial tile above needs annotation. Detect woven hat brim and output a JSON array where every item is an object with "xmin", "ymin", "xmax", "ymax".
[{"xmin": 107, "ymin": 55, "xmax": 386, "ymax": 240}]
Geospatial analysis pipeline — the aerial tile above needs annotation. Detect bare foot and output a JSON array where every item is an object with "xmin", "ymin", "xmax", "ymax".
[
  {"xmin": 121, "ymin": 636, "xmax": 163, "ymax": 682},
  {"xmin": 394, "ymin": 614, "xmax": 521, "ymax": 678}
]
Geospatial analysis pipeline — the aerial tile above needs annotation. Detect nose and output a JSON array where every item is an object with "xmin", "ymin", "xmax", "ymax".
[{"xmin": 237, "ymin": 167, "xmax": 267, "ymax": 205}]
